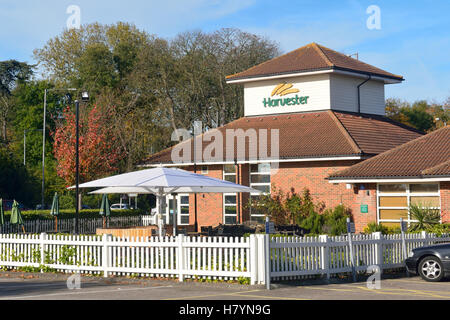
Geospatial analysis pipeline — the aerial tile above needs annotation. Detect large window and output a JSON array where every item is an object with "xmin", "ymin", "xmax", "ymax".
[
  {"xmin": 157, "ymin": 194, "xmax": 190, "ymax": 225},
  {"xmin": 377, "ymin": 183, "xmax": 440, "ymax": 227},
  {"xmin": 223, "ymin": 165, "xmax": 237, "ymax": 225},
  {"xmin": 250, "ymin": 163, "xmax": 271, "ymax": 223}
]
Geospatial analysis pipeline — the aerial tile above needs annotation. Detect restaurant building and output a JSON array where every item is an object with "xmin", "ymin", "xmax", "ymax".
[
  {"xmin": 143, "ymin": 43, "xmax": 433, "ymax": 232},
  {"xmin": 329, "ymin": 126, "xmax": 450, "ymax": 229}
]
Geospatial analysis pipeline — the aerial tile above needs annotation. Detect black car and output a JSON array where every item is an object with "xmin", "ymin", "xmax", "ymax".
[{"xmin": 406, "ymin": 243, "xmax": 450, "ymax": 282}]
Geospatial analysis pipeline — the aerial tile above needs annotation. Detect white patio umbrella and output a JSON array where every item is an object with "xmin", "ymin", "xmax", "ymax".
[{"xmin": 72, "ymin": 167, "xmax": 261, "ymax": 236}]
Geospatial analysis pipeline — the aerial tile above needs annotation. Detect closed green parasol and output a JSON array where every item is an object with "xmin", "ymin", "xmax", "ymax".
[
  {"xmin": 99, "ymin": 194, "xmax": 111, "ymax": 228},
  {"xmin": 0, "ymin": 199, "xmax": 5, "ymax": 226},
  {"xmin": 50, "ymin": 193, "xmax": 60, "ymax": 232},
  {"xmin": 10, "ymin": 200, "xmax": 25, "ymax": 233}
]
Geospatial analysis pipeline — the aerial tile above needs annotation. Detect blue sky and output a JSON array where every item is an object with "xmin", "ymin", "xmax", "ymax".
[{"xmin": 0, "ymin": 0, "xmax": 449, "ymax": 103}]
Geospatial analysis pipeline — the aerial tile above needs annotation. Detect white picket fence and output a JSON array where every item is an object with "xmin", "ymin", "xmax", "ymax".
[
  {"xmin": 0, "ymin": 233, "xmax": 255, "ymax": 282},
  {"xmin": 0, "ymin": 215, "xmax": 151, "ymax": 234},
  {"xmin": 267, "ymin": 232, "xmax": 450, "ymax": 281},
  {"xmin": 0, "ymin": 232, "xmax": 448, "ymax": 285}
]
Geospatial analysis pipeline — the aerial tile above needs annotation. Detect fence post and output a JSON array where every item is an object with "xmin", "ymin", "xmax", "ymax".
[
  {"xmin": 372, "ymin": 232, "xmax": 383, "ymax": 275},
  {"xmin": 40, "ymin": 233, "xmax": 47, "ymax": 272},
  {"xmin": 264, "ymin": 234, "xmax": 271, "ymax": 290},
  {"xmin": 177, "ymin": 235, "xmax": 185, "ymax": 282},
  {"xmin": 249, "ymin": 234, "xmax": 258, "ymax": 285},
  {"xmin": 421, "ymin": 231, "xmax": 429, "ymax": 246},
  {"xmin": 319, "ymin": 235, "xmax": 330, "ymax": 280},
  {"xmin": 102, "ymin": 234, "xmax": 112, "ymax": 278}
]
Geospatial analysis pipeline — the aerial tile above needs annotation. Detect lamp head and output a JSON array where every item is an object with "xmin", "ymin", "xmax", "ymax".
[{"xmin": 81, "ymin": 91, "xmax": 89, "ymax": 102}]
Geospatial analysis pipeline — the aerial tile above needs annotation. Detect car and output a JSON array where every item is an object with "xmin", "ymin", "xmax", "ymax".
[
  {"xmin": 110, "ymin": 203, "xmax": 130, "ymax": 210},
  {"xmin": 405, "ymin": 243, "xmax": 450, "ymax": 282}
]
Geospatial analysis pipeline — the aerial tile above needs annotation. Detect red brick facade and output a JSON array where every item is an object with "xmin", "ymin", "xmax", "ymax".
[
  {"xmin": 441, "ymin": 181, "xmax": 450, "ymax": 224},
  {"xmin": 180, "ymin": 163, "xmax": 448, "ymax": 233}
]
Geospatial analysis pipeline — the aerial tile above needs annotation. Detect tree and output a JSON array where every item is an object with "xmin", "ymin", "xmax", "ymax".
[
  {"xmin": 0, "ymin": 60, "xmax": 33, "ymax": 142},
  {"xmin": 385, "ymin": 98, "xmax": 448, "ymax": 132},
  {"xmin": 52, "ymin": 104, "xmax": 125, "ymax": 186}
]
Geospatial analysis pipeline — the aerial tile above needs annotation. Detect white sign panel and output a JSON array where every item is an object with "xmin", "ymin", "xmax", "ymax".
[{"xmin": 244, "ymin": 74, "xmax": 331, "ymax": 117}]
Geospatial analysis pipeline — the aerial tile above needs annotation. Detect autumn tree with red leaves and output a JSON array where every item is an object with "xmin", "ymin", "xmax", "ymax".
[{"xmin": 52, "ymin": 104, "xmax": 125, "ymax": 187}]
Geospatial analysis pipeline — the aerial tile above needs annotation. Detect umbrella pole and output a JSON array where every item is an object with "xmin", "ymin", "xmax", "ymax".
[
  {"xmin": 22, "ymin": 225, "xmax": 26, "ymax": 234},
  {"xmin": 55, "ymin": 216, "xmax": 58, "ymax": 233}
]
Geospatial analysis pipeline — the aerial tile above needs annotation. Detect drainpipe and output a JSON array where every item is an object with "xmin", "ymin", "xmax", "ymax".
[
  {"xmin": 235, "ymin": 159, "xmax": 241, "ymax": 224},
  {"xmin": 357, "ymin": 75, "xmax": 371, "ymax": 113}
]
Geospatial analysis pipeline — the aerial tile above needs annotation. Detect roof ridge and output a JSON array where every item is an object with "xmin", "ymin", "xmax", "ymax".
[
  {"xmin": 329, "ymin": 111, "xmax": 362, "ymax": 155},
  {"xmin": 312, "ymin": 43, "xmax": 334, "ymax": 67},
  {"xmin": 422, "ymin": 158, "xmax": 450, "ymax": 175},
  {"xmin": 316, "ymin": 43, "xmax": 404, "ymax": 79},
  {"xmin": 226, "ymin": 42, "xmax": 317, "ymax": 80}
]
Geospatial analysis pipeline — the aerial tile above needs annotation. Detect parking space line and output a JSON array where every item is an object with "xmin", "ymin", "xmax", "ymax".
[
  {"xmin": 234, "ymin": 293, "xmax": 310, "ymax": 300},
  {"xmin": 164, "ymin": 289, "xmax": 263, "ymax": 301},
  {"xmin": 354, "ymin": 286, "xmax": 450, "ymax": 299}
]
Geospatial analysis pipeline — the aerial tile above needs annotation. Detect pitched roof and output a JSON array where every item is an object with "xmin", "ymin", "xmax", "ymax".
[
  {"xmin": 329, "ymin": 126, "xmax": 450, "ymax": 180},
  {"xmin": 142, "ymin": 111, "xmax": 422, "ymax": 165},
  {"xmin": 226, "ymin": 43, "xmax": 404, "ymax": 82}
]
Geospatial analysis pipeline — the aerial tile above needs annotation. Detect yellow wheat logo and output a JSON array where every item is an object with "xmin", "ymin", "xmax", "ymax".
[{"xmin": 271, "ymin": 83, "xmax": 300, "ymax": 97}]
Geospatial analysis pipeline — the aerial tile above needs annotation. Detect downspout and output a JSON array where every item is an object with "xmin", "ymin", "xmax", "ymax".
[
  {"xmin": 235, "ymin": 159, "xmax": 241, "ymax": 224},
  {"xmin": 357, "ymin": 75, "xmax": 371, "ymax": 113}
]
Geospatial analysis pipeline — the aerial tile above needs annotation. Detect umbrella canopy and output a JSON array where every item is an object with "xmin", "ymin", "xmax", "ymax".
[
  {"xmin": 99, "ymin": 194, "xmax": 111, "ymax": 217},
  {"xmin": 75, "ymin": 167, "xmax": 261, "ymax": 194},
  {"xmin": 0, "ymin": 199, "xmax": 5, "ymax": 226},
  {"xmin": 50, "ymin": 192, "xmax": 60, "ymax": 216},
  {"xmin": 10, "ymin": 200, "xmax": 24, "ymax": 225}
]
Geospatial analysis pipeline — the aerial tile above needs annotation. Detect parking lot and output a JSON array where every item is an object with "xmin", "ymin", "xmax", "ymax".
[{"xmin": 0, "ymin": 272, "xmax": 448, "ymax": 300}]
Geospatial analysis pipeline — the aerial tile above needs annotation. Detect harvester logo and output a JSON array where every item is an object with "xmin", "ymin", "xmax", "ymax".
[
  {"xmin": 271, "ymin": 83, "xmax": 300, "ymax": 97},
  {"xmin": 263, "ymin": 83, "xmax": 309, "ymax": 108}
]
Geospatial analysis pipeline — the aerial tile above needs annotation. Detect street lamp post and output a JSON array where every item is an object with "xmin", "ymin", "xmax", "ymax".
[{"xmin": 75, "ymin": 99, "xmax": 80, "ymax": 234}]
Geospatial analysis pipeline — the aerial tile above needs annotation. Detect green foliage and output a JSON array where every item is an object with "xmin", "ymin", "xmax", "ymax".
[
  {"xmin": 363, "ymin": 222, "xmax": 401, "ymax": 235},
  {"xmin": 249, "ymin": 186, "xmax": 352, "ymax": 236},
  {"xmin": 298, "ymin": 211, "xmax": 324, "ymax": 235},
  {"xmin": 248, "ymin": 187, "xmax": 326, "ymax": 226},
  {"xmin": 322, "ymin": 205, "xmax": 351, "ymax": 236},
  {"xmin": 59, "ymin": 194, "xmax": 75, "ymax": 209},
  {"xmin": 0, "ymin": 148, "xmax": 40, "ymax": 207},
  {"xmin": 386, "ymin": 98, "xmax": 449, "ymax": 132},
  {"xmin": 408, "ymin": 203, "xmax": 441, "ymax": 232},
  {"xmin": 425, "ymin": 224, "xmax": 450, "ymax": 236},
  {"xmin": 2, "ymin": 208, "xmax": 144, "ymax": 220}
]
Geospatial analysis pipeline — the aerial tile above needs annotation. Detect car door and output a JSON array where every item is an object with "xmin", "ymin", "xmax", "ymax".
[{"xmin": 441, "ymin": 244, "xmax": 450, "ymax": 272}]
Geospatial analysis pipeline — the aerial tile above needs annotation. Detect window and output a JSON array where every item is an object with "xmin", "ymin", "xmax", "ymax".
[
  {"xmin": 223, "ymin": 165, "xmax": 237, "ymax": 224},
  {"xmin": 156, "ymin": 194, "xmax": 190, "ymax": 225},
  {"xmin": 179, "ymin": 195, "xmax": 190, "ymax": 225},
  {"xmin": 250, "ymin": 163, "xmax": 271, "ymax": 223},
  {"xmin": 377, "ymin": 183, "xmax": 440, "ymax": 226}
]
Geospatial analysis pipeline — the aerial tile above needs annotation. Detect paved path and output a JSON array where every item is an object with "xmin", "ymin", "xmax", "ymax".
[{"xmin": 0, "ymin": 272, "xmax": 449, "ymax": 300}]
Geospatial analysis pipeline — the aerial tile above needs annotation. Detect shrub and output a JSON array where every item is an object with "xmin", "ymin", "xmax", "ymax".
[
  {"xmin": 59, "ymin": 195, "xmax": 75, "ymax": 209},
  {"xmin": 425, "ymin": 224, "xmax": 450, "ymax": 236},
  {"xmin": 363, "ymin": 222, "xmax": 402, "ymax": 235},
  {"xmin": 3, "ymin": 209, "xmax": 145, "ymax": 220},
  {"xmin": 322, "ymin": 205, "xmax": 351, "ymax": 236},
  {"xmin": 408, "ymin": 202, "xmax": 441, "ymax": 232}
]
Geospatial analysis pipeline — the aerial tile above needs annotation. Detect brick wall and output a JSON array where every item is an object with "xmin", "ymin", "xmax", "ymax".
[
  {"xmin": 270, "ymin": 160, "xmax": 377, "ymax": 232},
  {"xmin": 441, "ymin": 181, "xmax": 450, "ymax": 223}
]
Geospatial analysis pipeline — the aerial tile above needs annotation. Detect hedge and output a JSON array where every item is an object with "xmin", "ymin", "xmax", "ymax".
[{"xmin": 2, "ymin": 209, "xmax": 146, "ymax": 220}]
